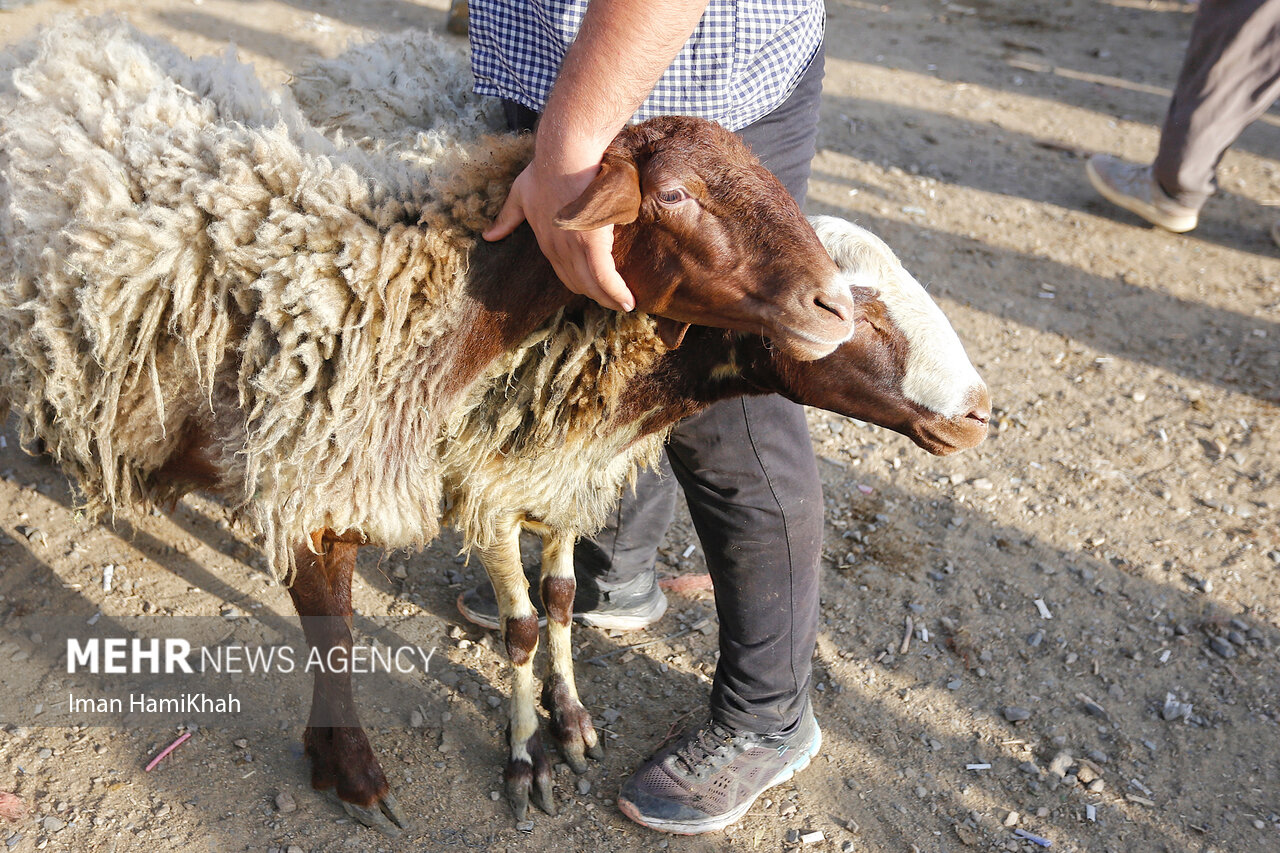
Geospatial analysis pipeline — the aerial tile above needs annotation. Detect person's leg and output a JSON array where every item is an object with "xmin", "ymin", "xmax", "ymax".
[
  {"xmin": 616, "ymin": 41, "xmax": 827, "ymax": 835},
  {"xmin": 666, "ymin": 395, "xmax": 823, "ymax": 734},
  {"xmin": 1155, "ymin": 0, "xmax": 1280, "ymax": 208},
  {"xmin": 680, "ymin": 35, "xmax": 826, "ymax": 737}
]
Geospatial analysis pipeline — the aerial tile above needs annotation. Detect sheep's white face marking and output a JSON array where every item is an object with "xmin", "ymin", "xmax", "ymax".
[{"xmin": 809, "ymin": 216, "xmax": 984, "ymax": 419}]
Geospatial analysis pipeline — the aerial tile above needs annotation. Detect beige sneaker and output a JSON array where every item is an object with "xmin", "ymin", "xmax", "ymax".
[{"xmin": 1086, "ymin": 155, "xmax": 1199, "ymax": 233}]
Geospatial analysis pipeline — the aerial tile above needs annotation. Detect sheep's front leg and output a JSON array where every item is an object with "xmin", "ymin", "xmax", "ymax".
[
  {"xmin": 538, "ymin": 531, "xmax": 603, "ymax": 773},
  {"xmin": 475, "ymin": 519, "xmax": 555, "ymax": 819},
  {"xmin": 287, "ymin": 533, "xmax": 407, "ymax": 836}
]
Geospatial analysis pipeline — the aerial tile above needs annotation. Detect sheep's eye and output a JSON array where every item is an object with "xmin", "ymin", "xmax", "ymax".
[{"xmin": 655, "ymin": 187, "xmax": 690, "ymax": 205}]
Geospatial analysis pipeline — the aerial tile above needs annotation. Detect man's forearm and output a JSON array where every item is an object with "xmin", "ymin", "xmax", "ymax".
[
  {"xmin": 537, "ymin": 0, "xmax": 712, "ymax": 169},
  {"xmin": 484, "ymin": 0, "xmax": 713, "ymax": 311}
]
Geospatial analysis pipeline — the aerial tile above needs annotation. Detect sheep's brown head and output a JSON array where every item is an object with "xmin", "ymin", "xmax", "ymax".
[
  {"xmin": 738, "ymin": 216, "xmax": 990, "ymax": 455},
  {"xmin": 554, "ymin": 115, "xmax": 855, "ymax": 361}
]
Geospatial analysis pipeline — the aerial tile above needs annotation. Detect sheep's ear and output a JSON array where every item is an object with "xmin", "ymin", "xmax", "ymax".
[
  {"xmin": 653, "ymin": 317, "xmax": 690, "ymax": 349},
  {"xmin": 554, "ymin": 158, "xmax": 641, "ymax": 230}
]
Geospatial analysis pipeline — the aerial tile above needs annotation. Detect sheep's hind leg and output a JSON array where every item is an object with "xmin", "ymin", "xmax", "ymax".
[
  {"xmin": 288, "ymin": 534, "xmax": 407, "ymax": 836},
  {"xmin": 538, "ymin": 530, "xmax": 603, "ymax": 774},
  {"xmin": 476, "ymin": 518, "xmax": 555, "ymax": 820}
]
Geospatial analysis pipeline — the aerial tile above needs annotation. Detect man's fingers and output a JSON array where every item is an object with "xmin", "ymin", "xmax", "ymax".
[
  {"xmin": 584, "ymin": 260, "xmax": 634, "ymax": 312},
  {"xmin": 566, "ymin": 231, "xmax": 633, "ymax": 312}
]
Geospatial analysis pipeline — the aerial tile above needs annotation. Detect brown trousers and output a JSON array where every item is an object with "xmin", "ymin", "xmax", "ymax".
[{"xmin": 1156, "ymin": 0, "xmax": 1280, "ymax": 208}]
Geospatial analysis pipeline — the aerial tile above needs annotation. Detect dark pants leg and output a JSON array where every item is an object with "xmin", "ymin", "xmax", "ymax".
[
  {"xmin": 1155, "ymin": 0, "xmax": 1280, "ymax": 208},
  {"xmin": 579, "ymin": 44, "xmax": 827, "ymax": 735}
]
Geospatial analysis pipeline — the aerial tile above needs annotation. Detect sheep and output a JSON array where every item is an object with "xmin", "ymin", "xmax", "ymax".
[
  {"xmin": 0, "ymin": 19, "xmax": 989, "ymax": 834},
  {"xmin": 0, "ymin": 16, "xmax": 854, "ymax": 575}
]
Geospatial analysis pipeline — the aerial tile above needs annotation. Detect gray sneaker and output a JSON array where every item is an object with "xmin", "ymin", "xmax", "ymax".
[
  {"xmin": 1086, "ymin": 155, "xmax": 1199, "ymax": 232},
  {"xmin": 456, "ymin": 569, "xmax": 668, "ymax": 632},
  {"xmin": 617, "ymin": 705, "xmax": 822, "ymax": 835}
]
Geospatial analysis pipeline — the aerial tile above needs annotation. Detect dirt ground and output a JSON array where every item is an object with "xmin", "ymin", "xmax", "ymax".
[{"xmin": 1, "ymin": 0, "xmax": 1278, "ymax": 851}]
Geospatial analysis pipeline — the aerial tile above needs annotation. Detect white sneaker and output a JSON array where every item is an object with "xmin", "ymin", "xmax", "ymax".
[{"xmin": 1086, "ymin": 155, "xmax": 1199, "ymax": 233}]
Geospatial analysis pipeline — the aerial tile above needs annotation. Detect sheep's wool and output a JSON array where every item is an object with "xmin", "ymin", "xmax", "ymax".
[{"xmin": 0, "ymin": 17, "xmax": 663, "ymax": 579}]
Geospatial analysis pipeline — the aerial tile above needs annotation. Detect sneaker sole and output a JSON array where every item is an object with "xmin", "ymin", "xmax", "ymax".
[
  {"xmin": 617, "ymin": 724, "xmax": 823, "ymax": 835},
  {"xmin": 456, "ymin": 591, "xmax": 668, "ymax": 632},
  {"xmin": 1086, "ymin": 160, "xmax": 1197, "ymax": 233}
]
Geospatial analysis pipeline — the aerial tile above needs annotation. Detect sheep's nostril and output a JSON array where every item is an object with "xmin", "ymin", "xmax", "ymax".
[
  {"xmin": 814, "ymin": 291, "xmax": 854, "ymax": 326},
  {"xmin": 964, "ymin": 385, "xmax": 992, "ymax": 425}
]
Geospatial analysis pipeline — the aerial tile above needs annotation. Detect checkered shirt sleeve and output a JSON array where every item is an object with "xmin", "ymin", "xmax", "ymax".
[{"xmin": 468, "ymin": 0, "xmax": 824, "ymax": 131}]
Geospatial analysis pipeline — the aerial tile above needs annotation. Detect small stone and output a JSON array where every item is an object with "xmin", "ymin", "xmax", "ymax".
[
  {"xmin": 915, "ymin": 785, "xmax": 929, "ymax": 798},
  {"xmin": 1162, "ymin": 693, "xmax": 1192, "ymax": 721},
  {"xmin": 1019, "ymin": 761, "xmax": 1040, "ymax": 776},
  {"xmin": 1003, "ymin": 810, "xmax": 1019, "ymax": 827},
  {"xmin": 946, "ymin": 679, "xmax": 963, "ymax": 690},
  {"xmin": 516, "ymin": 820, "xmax": 535, "ymax": 832},
  {"xmin": 152, "ymin": 802, "xmax": 170, "ymax": 817},
  {"xmin": 221, "ymin": 605, "xmax": 241, "ymax": 621},
  {"xmin": 601, "ymin": 708, "xmax": 621, "ymax": 724},
  {"xmin": 799, "ymin": 829, "xmax": 825, "ymax": 844},
  {"xmin": 1210, "ymin": 636, "xmax": 1237, "ymax": 658},
  {"xmin": 40, "ymin": 817, "xmax": 65, "ymax": 833},
  {"xmin": 841, "ymin": 842, "xmax": 856, "ymax": 853},
  {"xmin": 785, "ymin": 829, "xmax": 801, "ymax": 843},
  {"xmin": 1086, "ymin": 749, "xmax": 1109, "ymax": 764},
  {"xmin": 286, "ymin": 847, "xmax": 304, "ymax": 853},
  {"xmin": 486, "ymin": 695, "xmax": 502, "ymax": 708},
  {"xmin": 1080, "ymin": 698, "xmax": 1109, "ymax": 720},
  {"xmin": 1087, "ymin": 779, "xmax": 1106, "ymax": 793},
  {"xmin": 234, "ymin": 738, "xmax": 249, "ymax": 749},
  {"xmin": 1047, "ymin": 751, "xmax": 1073, "ymax": 779},
  {"xmin": 275, "ymin": 791, "xmax": 296, "ymax": 813},
  {"xmin": 1002, "ymin": 706, "xmax": 1032, "ymax": 722},
  {"xmin": 36, "ymin": 748, "xmax": 52, "ymax": 759},
  {"xmin": 576, "ymin": 778, "xmax": 591, "ymax": 796},
  {"xmin": 438, "ymin": 735, "xmax": 457, "ymax": 753},
  {"xmin": 1227, "ymin": 630, "xmax": 1247, "ymax": 646},
  {"xmin": 954, "ymin": 822, "xmax": 981, "ymax": 846},
  {"xmin": 410, "ymin": 709, "xmax": 424, "ymax": 728},
  {"xmin": 1027, "ymin": 631, "xmax": 1044, "ymax": 647}
]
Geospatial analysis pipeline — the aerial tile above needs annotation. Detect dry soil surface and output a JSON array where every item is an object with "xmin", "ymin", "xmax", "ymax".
[{"xmin": 0, "ymin": 1, "xmax": 1278, "ymax": 852}]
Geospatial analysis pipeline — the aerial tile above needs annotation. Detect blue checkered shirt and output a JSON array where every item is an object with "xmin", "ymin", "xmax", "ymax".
[{"xmin": 468, "ymin": 0, "xmax": 824, "ymax": 131}]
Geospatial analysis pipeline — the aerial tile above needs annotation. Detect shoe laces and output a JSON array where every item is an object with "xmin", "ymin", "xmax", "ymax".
[{"xmin": 671, "ymin": 721, "xmax": 741, "ymax": 778}]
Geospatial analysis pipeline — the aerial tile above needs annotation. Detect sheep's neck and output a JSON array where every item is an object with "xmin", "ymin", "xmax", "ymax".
[
  {"xmin": 617, "ymin": 330, "xmax": 765, "ymax": 439},
  {"xmin": 437, "ymin": 224, "xmax": 582, "ymax": 403}
]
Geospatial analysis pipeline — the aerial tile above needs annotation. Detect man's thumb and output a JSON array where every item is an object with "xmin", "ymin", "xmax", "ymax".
[{"xmin": 483, "ymin": 197, "xmax": 526, "ymax": 242}]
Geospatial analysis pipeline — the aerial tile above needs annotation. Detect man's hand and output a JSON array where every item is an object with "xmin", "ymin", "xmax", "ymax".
[{"xmin": 483, "ymin": 154, "xmax": 635, "ymax": 312}]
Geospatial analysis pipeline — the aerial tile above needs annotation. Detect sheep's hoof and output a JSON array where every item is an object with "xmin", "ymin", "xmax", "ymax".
[
  {"xmin": 505, "ymin": 731, "xmax": 556, "ymax": 821},
  {"xmin": 340, "ymin": 791, "xmax": 408, "ymax": 837},
  {"xmin": 542, "ymin": 678, "xmax": 603, "ymax": 774}
]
